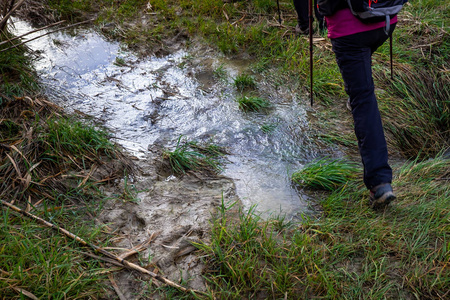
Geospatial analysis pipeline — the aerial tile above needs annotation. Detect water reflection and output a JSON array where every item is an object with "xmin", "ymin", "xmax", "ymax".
[{"xmin": 11, "ymin": 20, "xmax": 317, "ymax": 219}]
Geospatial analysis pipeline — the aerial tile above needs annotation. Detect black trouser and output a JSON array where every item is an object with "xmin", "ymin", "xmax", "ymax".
[
  {"xmin": 331, "ymin": 25, "xmax": 396, "ymax": 190},
  {"xmin": 293, "ymin": 0, "xmax": 324, "ymax": 30}
]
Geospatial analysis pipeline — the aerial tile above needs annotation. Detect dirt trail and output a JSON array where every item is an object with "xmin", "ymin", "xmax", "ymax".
[{"xmin": 98, "ymin": 149, "xmax": 237, "ymax": 297}]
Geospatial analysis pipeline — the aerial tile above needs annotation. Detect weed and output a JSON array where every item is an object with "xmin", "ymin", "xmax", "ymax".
[
  {"xmin": 114, "ymin": 56, "xmax": 127, "ymax": 66},
  {"xmin": 163, "ymin": 136, "xmax": 224, "ymax": 174},
  {"xmin": 261, "ymin": 122, "xmax": 278, "ymax": 133},
  {"xmin": 213, "ymin": 63, "xmax": 228, "ymax": 82},
  {"xmin": 45, "ymin": 116, "xmax": 115, "ymax": 158},
  {"xmin": 237, "ymin": 95, "xmax": 270, "ymax": 112},
  {"xmin": 234, "ymin": 73, "xmax": 257, "ymax": 91},
  {"xmin": 292, "ymin": 157, "xmax": 360, "ymax": 191}
]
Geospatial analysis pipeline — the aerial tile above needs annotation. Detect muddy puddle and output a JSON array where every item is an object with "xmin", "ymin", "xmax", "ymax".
[
  {"xmin": 9, "ymin": 19, "xmax": 329, "ymax": 295},
  {"xmin": 12, "ymin": 20, "xmax": 318, "ymax": 219}
]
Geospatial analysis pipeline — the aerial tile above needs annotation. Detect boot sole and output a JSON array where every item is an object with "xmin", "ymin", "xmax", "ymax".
[{"xmin": 370, "ymin": 193, "xmax": 396, "ymax": 209}]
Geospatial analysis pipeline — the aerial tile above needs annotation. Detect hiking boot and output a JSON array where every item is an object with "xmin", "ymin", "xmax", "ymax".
[
  {"xmin": 295, "ymin": 24, "xmax": 310, "ymax": 36},
  {"xmin": 369, "ymin": 183, "xmax": 396, "ymax": 209}
]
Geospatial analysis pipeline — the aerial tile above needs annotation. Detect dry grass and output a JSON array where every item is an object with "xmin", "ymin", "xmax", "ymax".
[
  {"xmin": 0, "ymin": 96, "xmax": 132, "ymax": 207},
  {"xmin": 375, "ymin": 63, "xmax": 450, "ymax": 158}
]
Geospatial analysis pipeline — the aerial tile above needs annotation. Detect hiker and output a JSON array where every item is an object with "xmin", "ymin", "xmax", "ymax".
[
  {"xmin": 293, "ymin": 0, "xmax": 326, "ymax": 35},
  {"xmin": 325, "ymin": 4, "xmax": 398, "ymax": 208}
]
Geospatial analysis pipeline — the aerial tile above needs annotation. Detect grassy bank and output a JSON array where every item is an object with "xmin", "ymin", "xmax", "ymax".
[
  {"xmin": 0, "ymin": 16, "xmax": 131, "ymax": 298},
  {"xmin": 2, "ymin": 0, "xmax": 449, "ymax": 299},
  {"xmin": 0, "ymin": 92, "xmax": 129, "ymax": 298},
  {"xmin": 200, "ymin": 156, "xmax": 449, "ymax": 298}
]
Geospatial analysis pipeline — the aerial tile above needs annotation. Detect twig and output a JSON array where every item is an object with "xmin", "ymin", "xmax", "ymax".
[
  {"xmin": 410, "ymin": 40, "xmax": 441, "ymax": 49},
  {"xmin": 80, "ymin": 251, "xmax": 126, "ymax": 268},
  {"xmin": 0, "ymin": 19, "xmax": 95, "ymax": 53},
  {"xmin": 78, "ymin": 163, "xmax": 98, "ymax": 188},
  {"xmin": 0, "ymin": 268, "xmax": 11, "ymax": 276},
  {"xmin": 118, "ymin": 231, "xmax": 159, "ymax": 260},
  {"xmin": 0, "ymin": 199, "xmax": 205, "ymax": 297},
  {"xmin": 0, "ymin": 0, "xmax": 26, "ymax": 31},
  {"xmin": 6, "ymin": 153, "xmax": 22, "ymax": 179},
  {"xmin": 230, "ymin": 13, "xmax": 247, "ymax": 26},
  {"xmin": 0, "ymin": 20, "xmax": 66, "ymax": 47},
  {"xmin": 108, "ymin": 273, "xmax": 128, "ymax": 300}
]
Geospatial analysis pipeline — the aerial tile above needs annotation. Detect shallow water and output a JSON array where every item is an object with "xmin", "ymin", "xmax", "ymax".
[{"xmin": 12, "ymin": 21, "xmax": 318, "ymax": 219}]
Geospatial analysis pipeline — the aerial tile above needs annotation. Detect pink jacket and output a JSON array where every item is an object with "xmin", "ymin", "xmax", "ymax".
[{"xmin": 326, "ymin": 8, "xmax": 398, "ymax": 39}]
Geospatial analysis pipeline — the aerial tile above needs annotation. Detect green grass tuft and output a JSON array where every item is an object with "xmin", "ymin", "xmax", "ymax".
[
  {"xmin": 260, "ymin": 122, "xmax": 278, "ymax": 133},
  {"xmin": 292, "ymin": 157, "xmax": 361, "ymax": 191},
  {"xmin": 237, "ymin": 95, "xmax": 270, "ymax": 112},
  {"xmin": 44, "ymin": 116, "xmax": 115, "ymax": 159},
  {"xmin": 234, "ymin": 73, "xmax": 257, "ymax": 91},
  {"xmin": 213, "ymin": 63, "xmax": 228, "ymax": 82},
  {"xmin": 163, "ymin": 136, "xmax": 225, "ymax": 174}
]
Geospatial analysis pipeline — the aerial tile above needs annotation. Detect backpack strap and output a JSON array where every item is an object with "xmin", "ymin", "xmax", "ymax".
[
  {"xmin": 384, "ymin": 15, "xmax": 391, "ymax": 36},
  {"xmin": 390, "ymin": 32, "xmax": 394, "ymax": 80}
]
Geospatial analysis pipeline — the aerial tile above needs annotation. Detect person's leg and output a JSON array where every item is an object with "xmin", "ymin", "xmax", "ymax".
[
  {"xmin": 331, "ymin": 28, "xmax": 393, "ymax": 190},
  {"xmin": 293, "ymin": 0, "xmax": 309, "ymax": 32}
]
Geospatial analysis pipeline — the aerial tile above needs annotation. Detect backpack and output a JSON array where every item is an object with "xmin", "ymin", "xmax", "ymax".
[
  {"xmin": 345, "ymin": 0, "xmax": 408, "ymax": 34},
  {"xmin": 310, "ymin": 0, "xmax": 408, "ymax": 106},
  {"xmin": 316, "ymin": 0, "xmax": 346, "ymax": 16},
  {"xmin": 346, "ymin": 0, "xmax": 408, "ymax": 23},
  {"xmin": 317, "ymin": 0, "xmax": 408, "ymax": 25}
]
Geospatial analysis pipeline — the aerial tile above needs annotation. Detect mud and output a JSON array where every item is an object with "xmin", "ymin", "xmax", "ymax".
[{"xmin": 98, "ymin": 149, "xmax": 237, "ymax": 296}]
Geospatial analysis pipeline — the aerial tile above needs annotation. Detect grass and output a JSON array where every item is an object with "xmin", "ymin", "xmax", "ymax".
[
  {"xmin": 236, "ymin": 95, "xmax": 270, "ymax": 112},
  {"xmin": 162, "ymin": 136, "xmax": 225, "ymax": 174},
  {"xmin": 233, "ymin": 73, "xmax": 257, "ymax": 92},
  {"xmin": 292, "ymin": 157, "xmax": 361, "ymax": 191},
  {"xmin": 260, "ymin": 122, "xmax": 278, "ymax": 133},
  {"xmin": 4, "ymin": 0, "xmax": 449, "ymax": 298},
  {"xmin": 0, "ymin": 95, "xmax": 128, "ymax": 299},
  {"xmin": 0, "ymin": 202, "xmax": 109, "ymax": 299},
  {"xmin": 45, "ymin": 116, "xmax": 115, "ymax": 159},
  {"xmin": 374, "ymin": 65, "xmax": 450, "ymax": 158},
  {"xmin": 199, "ymin": 155, "xmax": 450, "ymax": 299},
  {"xmin": 0, "ymin": 32, "xmax": 38, "ymax": 100},
  {"xmin": 213, "ymin": 63, "xmax": 228, "ymax": 83}
]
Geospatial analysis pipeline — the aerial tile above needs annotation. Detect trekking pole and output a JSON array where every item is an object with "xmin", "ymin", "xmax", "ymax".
[
  {"xmin": 308, "ymin": 0, "xmax": 314, "ymax": 106},
  {"xmin": 389, "ymin": 35, "xmax": 393, "ymax": 79},
  {"xmin": 276, "ymin": 0, "xmax": 281, "ymax": 24}
]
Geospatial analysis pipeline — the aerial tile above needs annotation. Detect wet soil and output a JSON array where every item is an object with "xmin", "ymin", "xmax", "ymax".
[{"xmin": 97, "ymin": 149, "xmax": 237, "ymax": 297}]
